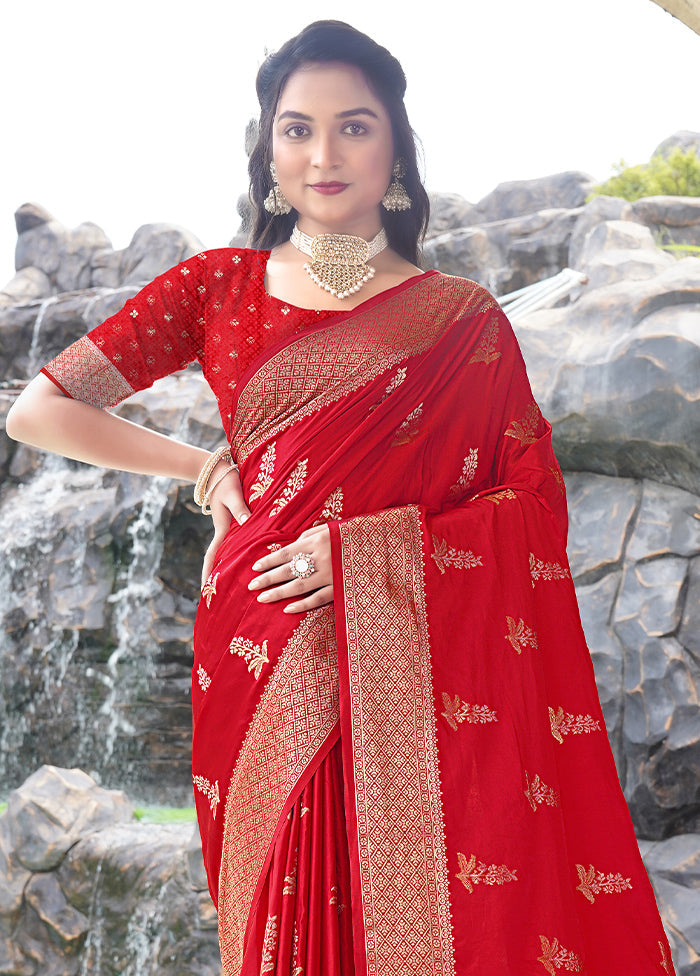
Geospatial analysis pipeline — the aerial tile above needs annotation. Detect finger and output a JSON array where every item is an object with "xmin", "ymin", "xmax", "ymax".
[
  {"xmin": 283, "ymin": 586, "xmax": 334, "ymax": 613},
  {"xmin": 253, "ymin": 576, "xmax": 324, "ymax": 604},
  {"xmin": 252, "ymin": 542, "xmax": 303, "ymax": 572}
]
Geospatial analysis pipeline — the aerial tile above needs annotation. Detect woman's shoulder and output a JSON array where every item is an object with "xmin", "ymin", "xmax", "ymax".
[
  {"xmin": 425, "ymin": 270, "xmax": 503, "ymax": 317},
  {"xmin": 191, "ymin": 245, "xmax": 271, "ymax": 274}
]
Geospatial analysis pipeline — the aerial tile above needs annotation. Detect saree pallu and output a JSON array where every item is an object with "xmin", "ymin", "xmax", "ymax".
[{"xmin": 191, "ymin": 272, "xmax": 675, "ymax": 976}]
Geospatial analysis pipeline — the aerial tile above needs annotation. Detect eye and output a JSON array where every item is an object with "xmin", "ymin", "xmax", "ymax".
[
  {"xmin": 284, "ymin": 124, "xmax": 309, "ymax": 139},
  {"xmin": 343, "ymin": 122, "xmax": 367, "ymax": 136}
]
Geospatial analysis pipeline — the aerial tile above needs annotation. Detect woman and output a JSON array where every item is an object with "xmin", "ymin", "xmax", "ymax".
[{"xmin": 6, "ymin": 20, "xmax": 675, "ymax": 976}]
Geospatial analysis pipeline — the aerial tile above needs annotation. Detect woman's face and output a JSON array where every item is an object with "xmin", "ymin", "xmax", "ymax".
[{"xmin": 272, "ymin": 61, "xmax": 395, "ymax": 238}]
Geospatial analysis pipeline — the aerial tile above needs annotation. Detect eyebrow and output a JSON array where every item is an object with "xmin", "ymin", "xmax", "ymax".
[{"xmin": 277, "ymin": 107, "xmax": 379, "ymax": 122}]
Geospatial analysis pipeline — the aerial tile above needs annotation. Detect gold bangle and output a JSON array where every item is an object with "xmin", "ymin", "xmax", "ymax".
[
  {"xmin": 194, "ymin": 446, "xmax": 233, "ymax": 506},
  {"xmin": 202, "ymin": 463, "xmax": 239, "ymax": 515}
]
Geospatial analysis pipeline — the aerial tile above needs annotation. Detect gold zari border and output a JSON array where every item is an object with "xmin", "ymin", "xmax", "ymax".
[
  {"xmin": 339, "ymin": 507, "xmax": 455, "ymax": 976},
  {"xmin": 217, "ymin": 607, "xmax": 339, "ymax": 976},
  {"xmin": 43, "ymin": 335, "xmax": 135, "ymax": 409}
]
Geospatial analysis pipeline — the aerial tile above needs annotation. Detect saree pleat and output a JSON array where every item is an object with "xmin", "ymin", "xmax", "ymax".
[{"xmin": 242, "ymin": 739, "xmax": 355, "ymax": 976}]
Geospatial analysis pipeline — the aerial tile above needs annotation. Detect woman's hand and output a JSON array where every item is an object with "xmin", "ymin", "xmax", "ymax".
[
  {"xmin": 200, "ymin": 461, "xmax": 252, "ymax": 588},
  {"xmin": 247, "ymin": 524, "xmax": 333, "ymax": 614}
]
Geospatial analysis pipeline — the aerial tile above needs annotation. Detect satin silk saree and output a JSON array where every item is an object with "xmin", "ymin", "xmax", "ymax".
[{"xmin": 190, "ymin": 272, "xmax": 674, "ymax": 976}]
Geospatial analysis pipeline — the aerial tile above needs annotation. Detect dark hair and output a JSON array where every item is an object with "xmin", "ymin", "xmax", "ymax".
[{"xmin": 248, "ymin": 20, "xmax": 430, "ymax": 265}]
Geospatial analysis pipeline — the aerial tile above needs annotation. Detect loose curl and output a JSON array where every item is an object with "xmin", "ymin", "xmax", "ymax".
[{"xmin": 248, "ymin": 20, "xmax": 430, "ymax": 266}]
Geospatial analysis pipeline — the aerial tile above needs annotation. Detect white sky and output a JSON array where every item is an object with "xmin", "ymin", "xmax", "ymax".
[{"xmin": 2, "ymin": 0, "xmax": 698, "ymax": 285}]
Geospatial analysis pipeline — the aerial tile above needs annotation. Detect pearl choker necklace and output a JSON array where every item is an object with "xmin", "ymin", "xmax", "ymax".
[{"xmin": 290, "ymin": 223, "xmax": 389, "ymax": 299}]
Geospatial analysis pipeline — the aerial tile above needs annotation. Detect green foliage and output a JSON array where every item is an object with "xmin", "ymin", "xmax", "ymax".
[
  {"xmin": 133, "ymin": 806, "xmax": 197, "ymax": 823},
  {"xmin": 588, "ymin": 146, "xmax": 700, "ymax": 202}
]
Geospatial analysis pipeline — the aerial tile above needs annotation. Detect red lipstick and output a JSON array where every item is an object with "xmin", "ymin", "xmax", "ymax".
[{"xmin": 311, "ymin": 182, "xmax": 348, "ymax": 195}]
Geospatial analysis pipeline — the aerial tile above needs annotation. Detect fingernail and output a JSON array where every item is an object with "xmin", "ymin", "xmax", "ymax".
[
  {"xmin": 284, "ymin": 604, "xmax": 297, "ymax": 613},
  {"xmin": 252, "ymin": 561, "xmax": 263, "ymax": 571},
  {"xmin": 247, "ymin": 579, "xmax": 258, "ymax": 590},
  {"xmin": 240, "ymin": 513, "xmax": 250, "ymax": 523}
]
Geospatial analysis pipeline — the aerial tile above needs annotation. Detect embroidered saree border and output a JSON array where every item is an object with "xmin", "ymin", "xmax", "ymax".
[
  {"xmin": 231, "ymin": 275, "xmax": 496, "ymax": 463},
  {"xmin": 338, "ymin": 507, "xmax": 455, "ymax": 976},
  {"xmin": 41, "ymin": 335, "xmax": 135, "ymax": 409},
  {"xmin": 217, "ymin": 606, "xmax": 340, "ymax": 976}
]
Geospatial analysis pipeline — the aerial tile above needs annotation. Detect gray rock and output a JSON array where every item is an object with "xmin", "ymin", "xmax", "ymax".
[
  {"xmin": 568, "ymin": 195, "xmax": 634, "ymax": 269},
  {"xmin": 654, "ymin": 130, "xmax": 700, "ymax": 158},
  {"xmin": 25, "ymin": 873, "xmax": 89, "ymax": 947},
  {"xmin": 0, "ymin": 267, "xmax": 53, "ymax": 307},
  {"xmin": 0, "ymin": 817, "xmax": 32, "ymax": 919},
  {"xmin": 582, "ymin": 248, "xmax": 674, "ymax": 290},
  {"xmin": 564, "ymin": 472, "xmax": 638, "ymax": 581},
  {"xmin": 119, "ymin": 222, "xmax": 205, "ymax": 285},
  {"xmin": 15, "ymin": 211, "xmax": 112, "ymax": 294},
  {"xmin": 470, "ymin": 170, "xmax": 596, "ymax": 224},
  {"xmin": 577, "ymin": 219, "xmax": 657, "ymax": 266},
  {"xmin": 640, "ymin": 832, "xmax": 700, "ymax": 976},
  {"xmin": 426, "ymin": 192, "xmax": 478, "ymax": 238},
  {"xmin": 6, "ymin": 766, "xmax": 132, "ymax": 871}
]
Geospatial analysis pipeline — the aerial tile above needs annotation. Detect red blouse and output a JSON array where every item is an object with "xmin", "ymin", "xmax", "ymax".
[{"xmin": 41, "ymin": 248, "xmax": 339, "ymax": 435}]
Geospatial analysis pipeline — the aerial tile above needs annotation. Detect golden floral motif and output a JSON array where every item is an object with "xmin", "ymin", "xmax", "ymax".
[
  {"xmin": 196, "ymin": 665, "xmax": 211, "ymax": 692},
  {"xmin": 260, "ymin": 913, "xmax": 278, "ymax": 974},
  {"xmin": 283, "ymin": 854, "xmax": 297, "ymax": 895},
  {"xmin": 440, "ymin": 692, "xmax": 497, "ymax": 731},
  {"xmin": 229, "ymin": 636, "xmax": 270, "ymax": 680},
  {"xmin": 392, "ymin": 402, "xmax": 424, "ymax": 446},
  {"xmin": 329, "ymin": 884, "xmax": 346, "ymax": 913},
  {"xmin": 524, "ymin": 771, "xmax": 559, "ymax": 812},
  {"xmin": 505, "ymin": 402, "xmax": 542, "ymax": 446},
  {"xmin": 548, "ymin": 706, "xmax": 601, "ymax": 744},
  {"xmin": 455, "ymin": 852, "xmax": 518, "ymax": 894},
  {"xmin": 192, "ymin": 774, "xmax": 219, "ymax": 818},
  {"xmin": 430, "ymin": 534, "xmax": 483, "ymax": 575},
  {"xmin": 249, "ymin": 442, "xmax": 277, "ymax": 501},
  {"xmin": 269, "ymin": 458, "xmax": 309, "ymax": 517},
  {"xmin": 549, "ymin": 465, "xmax": 565, "ymax": 495},
  {"xmin": 267, "ymin": 543, "xmax": 282, "ymax": 552},
  {"xmin": 370, "ymin": 366, "xmax": 408, "ymax": 410},
  {"xmin": 201, "ymin": 571, "xmax": 219, "ymax": 609},
  {"xmin": 291, "ymin": 922, "xmax": 303, "ymax": 976},
  {"xmin": 449, "ymin": 448, "xmax": 479, "ymax": 498},
  {"xmin": 468, "ymin": 317, "xmax": 502, "ymax": 365},
  {"xmin": 505, "ymin": 615, "xmax": 539, "ymax": 655},
  {"xmin": 537, "ymin": 935, "xmax": 583, "ymax": 975},
  {"xmin": 575, "ymin": 863, "xmax": 633, "ymax": 904},
  {"xmin": 313, "ymin": 486, "xmax": 344, "ymax": 526},
  {"xmin": 529, "ymin": 552, "xmax": 571, "ymax": 585},
  {"xmin": 485, "ymin": 488, "xmax": 517, "ymax": 505}
]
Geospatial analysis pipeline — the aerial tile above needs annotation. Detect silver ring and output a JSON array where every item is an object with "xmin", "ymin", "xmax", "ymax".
[{"xmin": 289, "ymin": 552, "xmax": 316, "ymax": 579}]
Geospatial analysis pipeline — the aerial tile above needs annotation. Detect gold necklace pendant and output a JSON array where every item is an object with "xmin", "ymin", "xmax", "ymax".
[{"xmin": 290, "ymin": 225, "xmax": 388, "ymax": 299}]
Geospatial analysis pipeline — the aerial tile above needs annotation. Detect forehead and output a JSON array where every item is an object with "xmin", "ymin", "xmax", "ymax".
[{"xmin": 275, "ymin": 61, "xmax": 386, "ymax": 116}]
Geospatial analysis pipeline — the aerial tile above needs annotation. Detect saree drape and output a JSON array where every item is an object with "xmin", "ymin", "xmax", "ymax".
[
  {"xmin": 40, "ymin": 248, "xmax": 675, "ymax": 976},
  {"xmin": 189, "ymin": 271, "xmax": 675, "ymax": 976}
]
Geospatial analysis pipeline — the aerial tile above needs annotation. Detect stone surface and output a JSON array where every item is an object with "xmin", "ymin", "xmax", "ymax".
[
  {"xmin": 6, "ymin": 766, "xmax": 133, "ymax": 871},
  {"xmin": 565, "ymin": 473, "xmax": 700, "ymax": 838},
  {"xmin": 639, "ymin": 833, "xmax": 700, "ymax": 975},
  {"xmin": 0, "ymin": 267, "xmax": 53, "ymax": 308},
  {"xmin": 0, "ymin": 768, "xmax": 221, "ymax": 976},
  {"xmin": 654, "ymin": 129, "xmax": 700, "ymax": 159}
]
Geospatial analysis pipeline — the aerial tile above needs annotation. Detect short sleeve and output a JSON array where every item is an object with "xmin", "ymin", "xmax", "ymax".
[{"xmin": 41, "ymin": 250, "xmax": 209, "ymax": 409}]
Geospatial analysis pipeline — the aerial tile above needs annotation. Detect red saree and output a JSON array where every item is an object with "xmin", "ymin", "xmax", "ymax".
[{"xmin": 41, "ymin": 249, "xmax": 675, "ymax": 976}]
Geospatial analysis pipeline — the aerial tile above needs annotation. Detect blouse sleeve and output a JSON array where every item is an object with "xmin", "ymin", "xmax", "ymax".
[{"xmin": 41, "ymin": 250, "xmax": 209, "ymax": 409}]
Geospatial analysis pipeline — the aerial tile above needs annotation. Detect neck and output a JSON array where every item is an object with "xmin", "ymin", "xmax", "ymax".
[{"xmin": 295, "ymin": 215, "xmax": 384, "ymax": 241}]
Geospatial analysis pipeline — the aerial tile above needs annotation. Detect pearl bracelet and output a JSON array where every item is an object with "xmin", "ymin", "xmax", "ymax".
[{"xmin": 194, "ymin": 446, "xmax": 234, "ymax": 507}]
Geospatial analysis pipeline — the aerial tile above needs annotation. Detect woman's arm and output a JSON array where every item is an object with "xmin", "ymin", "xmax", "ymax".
[{"xmin": 6, "ymin": 373, "xmax": 208, "ymax": 481}]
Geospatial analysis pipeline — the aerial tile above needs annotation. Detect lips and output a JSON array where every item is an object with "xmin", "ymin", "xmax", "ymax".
[{"xmin": 310, "ymin": 182, "xmax": 349, "ymax": 195}]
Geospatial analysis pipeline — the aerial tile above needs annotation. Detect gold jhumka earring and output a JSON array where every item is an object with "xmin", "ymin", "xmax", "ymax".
[
  {"xmin": 264, "ymin": 161, "xmax": 293, "ymax": 215},
  {"xmin": 381, "ymin": 159, "xmax": 412, "ymax": 211}
]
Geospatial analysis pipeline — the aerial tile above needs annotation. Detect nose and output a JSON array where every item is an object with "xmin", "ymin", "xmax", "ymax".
[{"xmin": 311, "ymin": 130, "xmax": 341, "ymax": 171}]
